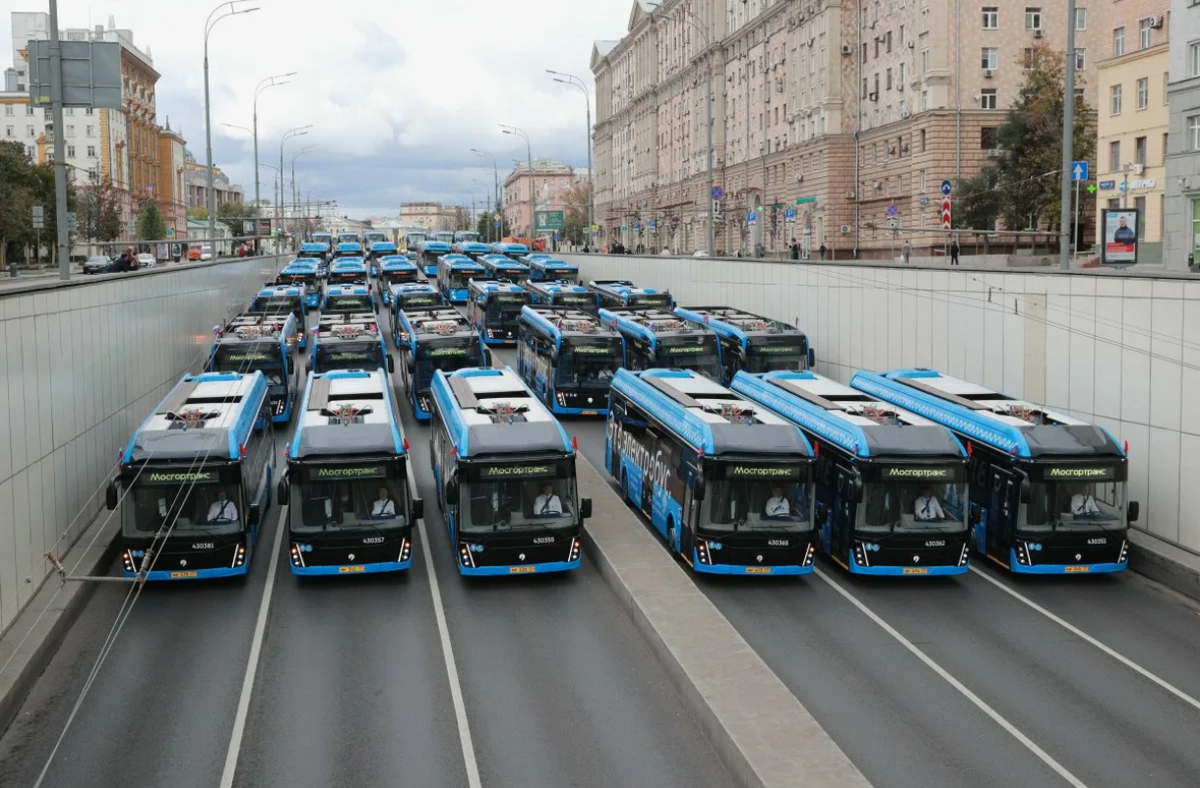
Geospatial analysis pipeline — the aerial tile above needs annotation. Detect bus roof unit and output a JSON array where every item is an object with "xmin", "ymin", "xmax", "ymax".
[
  {"xmin": 521, "ymin": 306, "xmax": 612, "ymax": 338},
  {"xmin": 431, "ymin": 367, "xmax": 571, "ymax": 458},
  {"xmin": 851, "ymin": 368, "xmax": 1125, "ymax": 460},
  {"xmin": 290, "ymin": 370, "xmax": 404, "ymax": 458},
  {"xmin": 731, "ymin": 370, "xmax": 965, "ymax": 459},
  {"xmin": 598, "ymin": 308, "xmax": 708, "ymax": 344},
  {"xmin": 217, "ymin": 312, "xmax": 297, "ymax": 343},
  {"xmin": 401, "ymin": 307, "xmax": 476, "ymax": 340},
  {"xmin": 610, "ymin": 368, "xmax": 812, "ymax": 457},
  {"xmin": 675, "ymin": 306, "xmax": 804, "ymax": 342}
]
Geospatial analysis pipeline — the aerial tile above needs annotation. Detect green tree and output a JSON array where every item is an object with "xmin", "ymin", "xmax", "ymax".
[
  {"xmin": 0, "ymin": 141, "xmax": 36, "ymax": 267},
  {"xmin": 216, "ymin": 200, "xmax": 257, "ymax": 235},
  {"xmin": 991, "ymin": 44, "xmax": 1095, "ymax": 232},
  {"xmin": 475, "ymin": 199, "xmax": 511, "ymax": 241},
  {"xmin": 955, "ymin": 165, "xmax": 1002, "ymax": 252},
  {"xmin": 136, "ymin": 200, "xmax": 166, "ymax": 240},
  {"xmin": 187, "ymin": 206, "xmax": 209, "ymax": 221},
  {"xmin": 562, "ymin": 181, "xmax": 589, "ymax": 245},
  {"xmin": 78, "ymin": 177, "xmax": 124, "ymax": 244}
]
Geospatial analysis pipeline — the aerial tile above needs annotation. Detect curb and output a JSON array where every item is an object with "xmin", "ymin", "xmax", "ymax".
[{"xmin": 1129, "ymin": 530, "xmax": 1200, "ymax": 602}]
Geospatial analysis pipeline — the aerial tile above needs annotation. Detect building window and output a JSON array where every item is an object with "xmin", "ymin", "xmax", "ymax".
[
  {"xmin": 982, "ymin": 48, "xmax": 999, "ymax": 70},
  {"xmin": 1137, "ymin": 77, "xmax": 1149, "ymax": 109},
  {"xmin": 887, "ymin": 31, "xmax": 893, "ymax": 53},
  {"xmin": 1025, "ymin": 8, "xmax": 1041, "ymax": 30},
  {"xmin": 1110, "ymin": 84, "xmax": 1122, "ymax": 115},
  {"xmin": 922, "ymin": 48, "xmax": 929, "ymax": 74},
  {"xmin": 1165, "ymin": 71, "xmax": 1171, "ymax": 104},
  {"xmin": 1114, "ymin": 27, "xmax": 1125, "ymax": 57},
  {"xmin": 26, "ymin": 125, "xmax": 34, "ymax": 137},
  {"xmin": 85, "ymin": 107, "xmax": 93, "ymax": 115},
  {"xmin": 1135, "ymin": 136, "xmax": 1147, "ymax": 166},
  {"xmin": 3, "ymin": 105, "xmax": 11, "ymax": 116},
  {"xmin": 921, "ymin": 129, "xmax": 927, "ymax": 152},
  {"xmin": 1139, "ymin": 18, "xmax": 1152, "ymax": 50},
  {"xmin": 887, "ymin": 68, "xmax": 893, "ymax": 89},
  {"xmin": 1075, "ymin": 49, "xmax": 1086, "ymax": 72},
  {"xmin": 67, "ymin": 145, "xmax": 76, "ymax": 158},
  {"xmin": 1134, "ymin": 196, "xmax": 1146, "ymax": 240},
  {"xmin": 1189, "ymin": 115, "xmax": 1200, "ymax": 150},
  {"xmin": 1075, "ymin": 7, "xmax": 1087, "ymax": 30},
  {"xmin": 87, "ymin": 145, "xmax": 96, "ymax": 158},
  {"xmin": 983, "ymin": 7, "xmax": 998, "ymax": 28},
  {"xmin": 899, "ymin": 24, "xmax": 905, "ymax": 45},
  {"xmin": 4, "ymin": 125, "xmax": 12, "ymax": 137},
  {"xmin": 1109, "ymin": 140, "xmax": 1121, "ymax": 171},
  {"xmin": 65, "ymin": 125, "xmax": 75, "ymax": 138},
  {"xmin": 899, "ymin": 61, "xmax": 906, "ymax": 85},
  {"xmin": 1023, "ymin": 48, "xmax": 1037, "ymax": 69},
  {"xmin": 980, "ymin": 89, "xmax": 997, "ymax": 109},
  {"xmin": 86, "ymin": 124, "xmax": 94, "ymax": 137},
  {"xmin": 1190, "ymin": 42, "xmax": 1200, "ymax": 78},
  {"xmin": 862, "ymin": 42, "xmax": 867, "ymax": 63},
  {"xmin": 1163, "ymin": 132, "xmax": 1170, "ymax": 164},
  {"xmin": 65, "ymin": 108, "xmax": 73, "ymax": 115}
]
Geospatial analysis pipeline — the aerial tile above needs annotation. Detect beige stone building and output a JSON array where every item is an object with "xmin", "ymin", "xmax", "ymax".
[
  {"xmin": 399, "ymin": 202, "xmax": 458, "ymax": 232},
  {"xmin": 1093, "ymin": 0, "xmax": 1171, "ymax": 265},
  {"xmin": 593, "ymin": 0, "xmax": 1101, "ymax": 258},
  {"xmin": 502, "ymin": 160, "xmax": 584, "ymax": 238}
]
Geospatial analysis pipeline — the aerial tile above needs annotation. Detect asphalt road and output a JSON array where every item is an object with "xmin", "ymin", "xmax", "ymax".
[{"xmin": 550, "ymin": 383, "xmax": 1200, "ymax": 788}]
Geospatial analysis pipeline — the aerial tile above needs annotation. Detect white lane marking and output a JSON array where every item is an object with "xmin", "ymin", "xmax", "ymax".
[
  {"xmin": 411, "ymin": 470, "xmax": 483, "ymax": 788},
  {"xmin": 218, "ymin": 506, "xmax": 288, "ymax": 788},
  {"xmin": 815, "ymin": 568, "xmax": 1092, "ymax": 788},
  {"xmin": 972, "ymin": 569, "xmax": 1200, "ymax": 714}
]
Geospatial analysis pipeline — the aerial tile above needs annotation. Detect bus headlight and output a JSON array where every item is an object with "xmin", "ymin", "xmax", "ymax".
[
  {"xmin": 853, "ymin": 541, "xmax": 870, "ymax": 567},
  {"xmin": 1016, "ymin": 542, "xmax": 1032, "ymax": 566},
  {"xmin": 290, "ymin": 543, "xmax": 306, "ymax": 567},
  {"xmin": 399, "ymin": 538, "xmax": 412, "ymax": 563},
  {"xmin": 803, "ymin": 543, "xmax": 816, "ymax": 566},
  {"xmin": 1118, "ymin": 539, "xmax": 1129, "ymax": 563},
  {"xmin": 569, "ymin": 538, "xmax": 581, "ymax": 562},
  {"xmin": 696, "ymin": 540, "xmax": 712, "ymax": 565},
  {"xmin": 958, "ymin": 542, "xmax": 970, "ymax": 566},
  {"xmin": 458, "ymin": 544, "xmax": 476, "ymax": 568},
  {"xmin": 232, "ymin": 544, "xmax": 247, "ymax": 568},
  {"xmin": 122, "ymin": 549, "xmax": 136, "ymax": 573}
]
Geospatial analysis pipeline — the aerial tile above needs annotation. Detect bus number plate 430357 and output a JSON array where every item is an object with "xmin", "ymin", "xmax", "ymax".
[{"xmin": 509, "ymin": 566, "xmax": 536, "ymax": 574}]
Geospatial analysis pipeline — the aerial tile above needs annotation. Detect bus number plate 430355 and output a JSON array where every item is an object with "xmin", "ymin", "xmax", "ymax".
[
  {"xmin": 510, "ymin": 566, "xmax": 536, "ymax": 574},
  {"xmin": 339, "ymin": 565, "xmax": 366, "ymax": 573}
]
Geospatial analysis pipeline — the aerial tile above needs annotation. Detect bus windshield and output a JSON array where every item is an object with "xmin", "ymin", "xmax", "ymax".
[
  {"xmin": 657, "ymin": 336, "xmax": 722, "ymax": 379},
  {"xmin": 381, "ymin": 270, "xmax": 418, "ymax": 288},
  {"xmin": 251, "ymin": 295, "xmax": 302, "ymax": 315},
  {"xmin": 745, "ymin": 339, "xmax": 809, "ymax": 372},
  {"xmin": 315, "ymin": 341, "xmax": 383, "ymax": 371},
  {"xmin": 123, "ymin": 478, "xmax": 243, "ymax": 538},
  {"xmin": 485, "ymin": 294, "xmax": 528, "ymax": 324},
  {"xmin": 459, "ymin": 472, "xmax": 579, "ymax": 535},
  {"xmin": 857, "ymin": 479, "xmax": 968, "ymax": 533},
  {"xmin": 555, "ymin": 339, "xmax": 622, "ymax": 388},
  {"xmin": 700, "ymin": 468, "xmax": 810, "ymax": 534},
  {"xmin": 324, "ymin": 295, "xmax": 372, "ymax": 312},
  {"xmin": 414, "ymin": 342, "xmax": 479, "ymax": 391},
  {"xmin": 447, "ymin": 270, "xmax": 479, "ymax": 290},
  {"xmin": 213, "ymin": 345, "xmax": 282, "ymax": 374},
  {"xmin": 1020, "ymin": 480, "xmax": 1126, "ymax": 533},
  {"xmin": 290, "ymin": 469, "xmax": 407, "ymax": 533},
  {"xmin": 630, "ymin": 293, "xmax": 672, "ymax": 308},
  {"xmin": 421, "ymin": 251, "xmax": 444, "ymax": 268}
]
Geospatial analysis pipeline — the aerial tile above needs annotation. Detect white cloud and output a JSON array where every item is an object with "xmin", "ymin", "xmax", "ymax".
[{"xmin": 3, "ymin": 0, "xmax": 630, "ymax": 215}]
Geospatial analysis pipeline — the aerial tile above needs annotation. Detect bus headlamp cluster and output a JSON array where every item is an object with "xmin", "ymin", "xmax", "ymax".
[
  {"xmin": 399, "ymin": 538, "xmax": 412, "ymax": 563},
  {"xmin": 122, "ymin": 549, "xmax": 146, "ymax": 573},
  {"xmin": 1118, "ymin": 539, "xmax": 1128, "ymax": 563},
  {"xmin": 696, "ymin": 541, "xmax": 713, "ymax": 565},
  {"xmin": 232, "ymin": 544, "xmax": 247, "ymax": 568},
  {"xmin": 459, "ymin": 544, "xmax": 477, "ymax": 568},
  {"xmin": 958, "ymin": 543, "xmax": 970, "ymax": 567},
  {"xmin": 290, "ymin": 543, "xmax": 313, "ymax": 567},
  {"xmin": 854, "ymin": 541, "xmax": 880, "ymax": 567},
  {"xmin": 569, "ymin": 538, "xmax": 581, "ymax": 562},
  {"xmin": 803, "ymin": 543, "xmax": 816, "ymax": 566},
  {"xmin": 1015, "ymin": 541, "xmax": 1034, "ymax": 566}
]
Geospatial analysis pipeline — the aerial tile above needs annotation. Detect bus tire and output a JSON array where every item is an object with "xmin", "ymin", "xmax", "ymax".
[
  {"xmin": 620, "ymin": 469, "xmax": 633, "ymax": 508},
  {"xmin": 667, "ymin": 517, "xmax": 676, "ymax": 553}
]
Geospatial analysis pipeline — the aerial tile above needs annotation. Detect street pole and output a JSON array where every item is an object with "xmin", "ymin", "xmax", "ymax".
[
  {"xmin": 706, "ymin": 52, "xmax": 714, "ymax": 256},
  {"xmin": 204, "ymin": 2, "xmax": 258, "ymax": 245},
  {"xmin": 1059, "ymin": 0, "xmax": 1077, "ymax": 269},
  {"xmin": 252, "ymin": 73, "xmax": 294, "ymax": 248},
  {"xmin": 548, "ymin": 72, "xmax": 595, "ymax": 244},
  {"xmin": 48, "ymin": 0, "xmax": 70, "ymax": 279},
  {"xmin": 1073, "ymin": 177, "xmax": 1080, "ymax": 258}
]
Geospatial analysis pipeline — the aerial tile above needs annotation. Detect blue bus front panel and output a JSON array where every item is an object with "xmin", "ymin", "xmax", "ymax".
[{"xmin": 289, "ymin": 536, "xmax": 413, "ymax": 575}]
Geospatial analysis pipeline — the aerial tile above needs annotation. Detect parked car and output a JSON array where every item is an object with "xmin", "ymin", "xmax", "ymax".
[
  {"xmin": 200, "ymin": 244, "xmax": 213, "ymax": 261},
  {"xmin": 188, "ymin": 243, "xmax": 203, "ymax": 261},
  {"xmin": 82, "ymin": 255, "xmax": 111, "ymax": 274},
  {"xmin": 136, "ymin": 253, "xmax": 155, "ymax": 269}
]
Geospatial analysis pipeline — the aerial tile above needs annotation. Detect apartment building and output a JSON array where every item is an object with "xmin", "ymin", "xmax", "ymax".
[
  {"xmin": 399, "ymin": 202, "xmax": 458, "ymax": 232},
  {"xmin": 1094, "ymin": 0, "xmax": 1171, "ymax": 265},
  {"xmin": 502, "ymin": 160, "xmax": 584, "ymax": 237},
  {"xmin": 1163, "ymin": 0, "xmax": 1200, "ymax": 270},
  {"xmin": 592, "ymin": 0, "xmax": 1098, "ymax": 258}
]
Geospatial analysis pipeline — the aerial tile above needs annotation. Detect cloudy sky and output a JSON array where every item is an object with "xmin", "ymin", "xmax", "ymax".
[{"xmin": 4, "ymin": 0, "xmax": 635, "ymax": 217}]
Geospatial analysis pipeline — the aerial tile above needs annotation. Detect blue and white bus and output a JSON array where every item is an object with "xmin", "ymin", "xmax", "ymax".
[
  {"xmin": 310, "ymin": 311, "xmax": 393, "ymax": 376},
  {"xmin": 337, "ymin": 232, "xmax": 361, "ymax": 247},
  {"xmin": 334, "ymin": 241, "xmax": 363, "ymax": 260},
  {"xmin": 467, "ymin": 279, "xmax": 530, "ymax": 346},
  {"xmin": 321, "ymin": 283, "xmax": 376, "ymax": 313},
  {"xmin": 437, "ymin": 254, "xmax": 487, "ymax": 304},
  {"xmin": 430, "ymin": 366, "xmax": 592, "ymax": 575},
  {"xmin": 388, "ymin": 283, "xmax": 445, "ymax": 343},
  {"xmin": 364, "ymin": 231, "xmax": 388, "ymax": 246},
  {"xmin": 106, "ymin": 371, "xmax": 275, "ymax": 581},
  {"xmin": 249, "ymin": 284, "xmax": 310, "ymax": 348},
  {"xmin": 606, "ymin": 368, "xmax": 816, "ymax": 574},
  {"xmin": 453, "ymin": 231, "xmax": 489, "ymax": 260},
  {"xmin": 517, "ymin": 306, "xmax": 622, "ymax": 415},
  {"xmin": 377, "ymin": 255, "xmax": 422, "ymax": 306},
  {"xmin": 733, "ymin": 371, "xmax": 970, "ymax": 576},
  {"xmin": 525, "ymin": 280, "xmax": 596, "ymax": 310},
  {"xmin": 853, "ymin": 369, "xmax": 1138, "ymax": 574},
  {"xmin": 418, "ymin": 239, "xmax": 451, "ymax": 277},
  {"xmin": 588, "ymin": 279, "xmax": 673, "ymax": 311},
  {"xmin": 481, "ymin": 256, "xmax": 530, "ymax": 285},
  {"xmin": 279, "ymin": 369, "xmax": 422, "ymax": 576},
  {"xmin": 491, "ymin": 241, "xmax": 529, "ymax": 260},
  {"xmin": 207, "ymin": 312, "xmax": 302, "ymax": 423},
  {"xmin": 328, "ymin": 258, "xmax": 368, "ymax": 286},
  {"xmin": 403, "ymin": 231, "xmax": 428, "ymax": 253},
  {"xmin": 273, "ymin": 262, "xmax": 322, "ymax": 309},
  {"xmin": 298, "ymin": 242, "xmax": 330, "ymax": 263},
  {"xmin": 395, "ymin": 306, "xmax": 487, "ymax": 420},
  {"xmin": 311, "ymin": 232, "xmax": 334, "ymax": 252},
  {"xmin": 528, "ymin": 257, "xmax": 579, "ymax": 284},
  {"xmin": 367, "ymin": 241, "xmax": 398, "ymax": 275},
  {"xmin": 599, "ymin": 308, "xmax": 722, "ymax": 380},
  {"xmin": 674, "ymin": 306, "xmax": 814, "ymax": 384}
]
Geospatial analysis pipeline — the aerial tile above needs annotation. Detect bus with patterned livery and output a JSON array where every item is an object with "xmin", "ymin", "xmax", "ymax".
[
  {"xmin": 852, "ymin": 368, "xmax": 1138, "ymax": 574},
  {"xmin": 430, "ymin": 366, "xmax": 592, "ymax": 576},
  {"xmin": 377, "ymin": 255, "xmax": 422, "ymax": 306},
  {"xmin": 524, "ymin": 280, "xmax": 596, "ymax": 311},
  {"xmin": 606, "ymin": 369, "xmax": 816, "ymax": 574},
  {"xmin": 437, "ymin": 254, "xmax": 487, "ymax": 304},
  {"xmin": 587, "ymin": 280, "xmax": 673, "ymax": 311},
  {"xmin": 395, "ymin": 306, "xmax": 488, "ymax": 420},
  {"xmin": 516, "ymin": 306, "xmax": 622, "ymax": 415},
  {"xmin": 105, "ymin": 371, "xmax": 275, "ymax": 581},
  {"xmin": 207, "ymin": 312, "xmax": 301, "ymax": 423},
  {"xmin": 732, "ymin": 370, "xmax": 970, "ymax": 575},
  {"xmin": 249, "ymin": 284, "xmax": 310, "ymax": 348},
  {"xmin": 278, "ymin": 369, "xmax": 422, "ymax": 576},
  {"xmin": 528, "ymin": 257, "xmax": 578, "ymax": 284},
  {"xmin": 598, "ymin": 308, "xmax": 722, "ymax": 380},
  {"xmin": 310, "ymin": 310, "xmax": 393, "ymax": 376},
  {"xmin": 674, "ymin": 306, "xmax": 814, "ymax": 384},
  {"xmin": 467, "ymin": 279, "xmax": 530, "ymax": 346},
  {"xmin": 481, "ymin": 255, "xmax": 530, "ymax": 285}
]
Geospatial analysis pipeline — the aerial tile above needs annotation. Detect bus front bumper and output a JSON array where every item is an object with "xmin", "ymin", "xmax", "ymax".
[
  {"xmin": 122, "ymin": 564, "xmax": 250, "ymax": 581},
  {"xmin": 847, "ymin": 562, "xmax": 969, "ymax": 577},
  {"xmin": 290, "ymin": 557, "xmax": 413, "ymax": 576},
  {"xmin": 1008, "ymin": 548, "xmax": 1127, "ymax": 575},
  {"xmin": 458, "ymin": 558, "xmax": 581, "ymax": 576},
  {"xmin": 693, "ymin": 562, "xmax": 813, "ymax": 576}
]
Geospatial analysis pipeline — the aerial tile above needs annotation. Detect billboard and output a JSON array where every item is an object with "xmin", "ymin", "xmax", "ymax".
[
  {"xmin": 1101, "ymin": 208, "xmax": 1139, "ymax": 265},
  {"xmin": 534, "ymin": 211, "xmax": 565, "ymax": 232}
]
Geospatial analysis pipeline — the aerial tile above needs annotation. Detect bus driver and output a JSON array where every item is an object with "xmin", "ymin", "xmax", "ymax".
[
  {"xmin": 765, "ymin": 484, "xmax": 791, "ymax": 517},
  {"xmin": 534, "ymin": 483, "xmax": 563, "ymax": 515},
  {"xmin": 914, "ymin": 486, "xmax": 945, "ymax": 521},
  {"xmin": 371, "ymin": 487, "xmax": 396, "ymax": 517},
  {"xmin": 207, "ymin": 490, "xmax": 239, "ymax": 524}
]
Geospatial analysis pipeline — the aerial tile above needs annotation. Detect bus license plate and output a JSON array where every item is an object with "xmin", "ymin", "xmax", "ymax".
[
  {"xmin": 1064, "ymin": 565, "xmax": 1090, "ymax": 573},
  {"xmin": 745, "ymin": 567, "xmax": 771, "ymax": 574},
  {"xmin": 171, "ymin": 571, "xmax": 198, "ymax": 579},
  {"xmin": 338, "ymin": 565, "xmax": 365, "ymax": 573},
  {"xmin": 509, "ymin": 566, "xmax": 536, "ymax": 574},
  {"xmin": 902, "ymin": 568, "xmax": 928, "ymax": 575},
  {"xmin": 581, "ymin": 410, "xmax": 598, "ymax": 416}
]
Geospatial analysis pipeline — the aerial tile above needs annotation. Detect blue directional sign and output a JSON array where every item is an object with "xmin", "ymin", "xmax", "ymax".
[
  {"xmin": 1099, "ymin": 180, "xmax": 1116, "ymax": 190},
  {"xmin": 941, "ymin": 179, "xmax": 953, "ymax": 196},
  {"xmin": 784, "ymin": 207, "xmax": 796, "ymax": 221},
  {"xmin": 648, "ymin": 219, "xmax": 657, "ymax": 228},
  {"xmin": 493, "ymin": 220, "xmax": 501, "ymax": 228},
  {"xmin": 711, "ymin": 186, "xmax": 724, "ymax": 201},
  {"xmin": 886, "ymin": 204, "xmax": 898, "ymax": 217},
  {"xmin": 919, "ymin": 196, "xmax": 929, "ymax": 205},
  {"xmin": 747, "ymin": 211, "xmax": 757, "ymax": 226},
  {"xmin": 632, "ymin": 222, "xmax": 640, "ymax": 231},
  {"xmin": 1071, "ymin": 161, "xmax": 1089, "ymax": 181}
]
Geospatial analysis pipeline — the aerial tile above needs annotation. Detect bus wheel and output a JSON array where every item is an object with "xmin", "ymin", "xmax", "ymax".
[
  {"xmin": 667, "ymin": 518, "xmax": 676, "ymax": 552},
  {"xmin": 620, "ymin": 469, "xmax": 632, "ymax": 507}
]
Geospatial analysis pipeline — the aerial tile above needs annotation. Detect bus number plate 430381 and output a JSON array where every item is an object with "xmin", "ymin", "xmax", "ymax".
[
  {"xmin": 509, "ymin": 566, "xmax": 536, "ymax": 574},
  {"xmin": 339, "ymin": 565, "xmax": 366, "ymax": 573},
  {"xmin": 171, "ymin": 571, "xmax": 198, "ymax": 579}
]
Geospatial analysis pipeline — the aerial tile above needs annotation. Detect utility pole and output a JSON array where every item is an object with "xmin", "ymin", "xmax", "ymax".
[
  {"xmin": 48, "ymin": 0, "xmax": 70, "ymax": 279},
  {"xmin": 1059, "ymin": 0, "xmax": 1077, "ymax": 269}
]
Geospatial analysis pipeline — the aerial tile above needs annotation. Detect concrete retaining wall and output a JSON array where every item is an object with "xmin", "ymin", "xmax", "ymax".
[
  {"xmin": 0, "ymin": 258, "xmax": 284, "ymax": 634},
  {"xmin": 564, "ymin": 254, "xmax": 1200, "ymax": 555}
]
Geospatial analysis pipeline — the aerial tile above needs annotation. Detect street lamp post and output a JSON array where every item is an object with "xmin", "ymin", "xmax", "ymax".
[
  {"xmin": 279, "ymin": 125, "xmax": 312, "ymax": 248},
  {"xmin": 500, "ymin": 125, "xmax": 534, "ymax": 239},
  {"xmin": 204, "ymin": 1, "xmax": 259, "ymax": 242},
  {"xmin": 547, "ymin": 70, "xmax": 594, "ymax": 242},
  {"xmin": 290, "ymin": 144, "xmax": 316, "ymax": 235},
  {"xmin": 471, "ymin": 148, "xmax": 501, "ymax": 239},
  {"xmin": 253, "ymin": 71, "xmax": 295, "ymax": 218}
]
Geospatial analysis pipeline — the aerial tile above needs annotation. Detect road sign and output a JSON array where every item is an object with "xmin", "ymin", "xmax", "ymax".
[
  {"xmin": 1099, "ymin": 180, "xmax": 1115, "ymax": 190},
  {"xmin": 66, "ymin": 212, "xmax": 77, "ymax": 232},
  {"xmin": 886, "ymin": 204, "xmax": 898, "ymax": 218},
  {"xmin": 493, "ymin": 213, "xmax": 501, "ymax": 221},
  {"xmin": 794, "ymin": 196, "xmax": 817, "ymax": 205},
  {"xmin": 747, "ymin": 211, "xmax": 757, "ymax": 226},
  {"xmin": 919, "ymin": 196, "xmax": 929, "ymax": 206},
  {"xmin": 648, "ymin": 219, "xmax": 657, "ymax": 228},
  {"xmin": 590, "ymin": 224, "xmax": 599, "ymax": 233},
  {"xmin": 941, "ymin": 179, "xmax": 953, "ymax": 196},
  {"xmin": 493, "ymin": 220, "xmax": 501, "ymax": 228},
  {"xmin": 941, "ymin": 197, "xmax": 952, "ymax": 231},
  {"xmin": 166, "ymin": 227, "xmax": 175, "ymax": 238},
  {"xmin": 711, "ymin": 186, "xmax": 724, "ymax": 201},
  {"xmin": 785, "ymin": 207, "xmax": 796, "ymax": 222},
  {"xmin": 887, "ymin": 217, "xmax": 899, "ymax": 230},
  {"xmin": 632, "ymin": 221, "xmax": 640, "ymax": 231},
  {"xmin": 534, "ymin": 210, "xmax": 564, "ymax": 231},
  {"xmin": 32, "ymin": 205, "xmax": 44, "ymax": 229},
  {"xmin": 1071, "ymin": 161, "xmax": 1089, "ymax": 181},
  {"xmin": 712, "ymin": 200, "xmax": 723, "ymax": 219}
]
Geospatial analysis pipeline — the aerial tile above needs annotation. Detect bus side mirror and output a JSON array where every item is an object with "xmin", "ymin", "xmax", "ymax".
[
  {"xmin": 815, "ymin": 502, "xmax": 828, "ymax": 523},
  {"xmin": 1127, "ymin": 501, "xmax": 1139, "ymax": 523},
  {"xmin": 850, "ymin": 475, "xmax": 864, "ymax": 503},
  {"xmin": 446, "ymin": 478, "xmax": 459, "ymax": 502},
  {"xmin": 693, "ymin": 476, "xmax": 706, "ymax": 501},
  {"xmin": 483, "ymin": 348, "xmax": 493, "ymax": 367},
  {"xmin": 248, "ymin": 503, "xmax": 261, "ymax": 527},
  {"xmin": 550, "ymin": 348, "xmax": 559, "ymax": 365},
  {"xmin": 807, "ymin": 348, "xmax": 816, "ymax": 368},
  {"xmin": 969, "ymin": 505, "xmax": 981, "ymax": 526},
  {"xmin": 412, "ymin": 498, "xmax": 424, "ymax": 521},
  {"xmin": 406, "ymin": 356, "xmax": 415, "ymax": 374},
  {"xmin": 105, "ymin": 481, "xmax": 118, "ymax": 511},
  {"xmin": 387, "ymin": 356, "xmax": 395, "ymax": 373},
  {"xmin": 580, "ymin": 498, "xmax": 593, "ymax": 520},
  {"xmin": 276, "ymin": 479, "xmax": 289, "ymax": 506}
]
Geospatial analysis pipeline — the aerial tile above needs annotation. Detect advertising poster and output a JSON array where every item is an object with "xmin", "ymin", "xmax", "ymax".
[{"xmin": 1101, "ymin": 208, "xmax": 1139, "ymax": 265}]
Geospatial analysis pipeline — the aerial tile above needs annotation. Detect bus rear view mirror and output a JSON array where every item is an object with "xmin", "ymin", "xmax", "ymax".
[
  {"xmin": 446, "ymin": 478, "xmax": 459, "ymax": 503},
  {"xmin": 815, "ymin": 502, "xmax": 828, "ymax": 523},
  {"xmin": 105, "ymin": 481, "xmax": 118, "ymax": 511},
  {"xmin": 248, "ymin": 503, "xmax": 261, "ymax": 527},
  {"xmin": 276, "ymin": 479, "xmax": 289, "ymax": 507},
  {"xmin": 807, "ymin": 348, "xmax": 816, "ymax": 368},
  {"xmin": 693, "ymin": 476, "xmax": 706, "ymax": 501},
  {"xmin": 1127, "ymin": 501, "xmax": 1139, "ymax": 523},
  {"xmin": 580, "ymin": 498, "xmax": 593, "ymax": 520},
  {"xmin": 412, "ymin": 498, "xmax": 424, "ymax": 522},
  {"xmin": 387, "ymin": 356, "xmax": 395, "ymax": 374}
]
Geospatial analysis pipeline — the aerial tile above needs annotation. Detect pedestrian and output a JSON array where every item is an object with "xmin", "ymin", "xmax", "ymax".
[
  {"xmin": 818, "ymin": 243, "xmax": 827, "ymax": 261},
  {"xmin": 790, "ymin": 238, "xmax": 800, "ymax": 260},
  {"xmin": 950, "ymin": 239, "xmax": 960, "ymax": 266},
  {"xmin": 901, "ymin": 240, "xmax": 911, "ymax": 265}
]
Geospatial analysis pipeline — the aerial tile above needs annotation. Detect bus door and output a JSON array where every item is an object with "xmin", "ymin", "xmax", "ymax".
[
  {"xmin": 987, "ymin": 466, "xmax": 1020, "ymax": 560},
  {"xmin": 529, "ymin": 333, "xmax": 553, "ymax": 400},
  {"xmin": 829, "ymin": 464, "xmax": 858, "ymax": 562}
]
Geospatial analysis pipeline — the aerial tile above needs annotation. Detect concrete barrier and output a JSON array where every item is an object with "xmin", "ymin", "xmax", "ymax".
[{"xmin": 0, "ymin": 256, "xmax": 286, "ymax": 636}]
